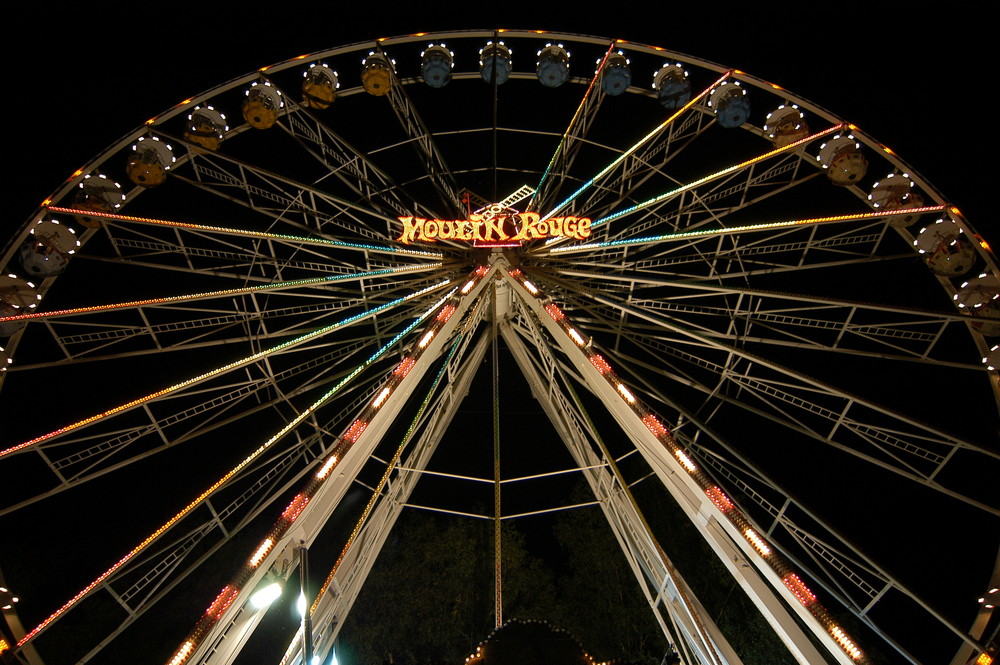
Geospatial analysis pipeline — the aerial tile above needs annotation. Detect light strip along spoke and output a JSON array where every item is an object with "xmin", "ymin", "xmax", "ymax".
[
  {"xmin": 547, "ymin": 206, "xmax": 946, "ymax": 255},
  {"xmin": 546, "ymin": 224, "xmax": 906, "ymax": 282},
  {"xmin": 47, "ymin": 206, "xmax": 441, "ymax": 259},
  {"xmin": 573, "ymin": 110, "xmax": 717, "ymax": 226},
  {"xmin": 605, "ymin": 347, "xmax": 976, "ymax": 660},
  {"xmin": 0, "ymin": 264, "xmax": 442, "ymax": 326},
  {"xmin": 603, "ymin": 163, "xmax": 821, "ymax": 246},
  {"xmin": 581, "ymin": 305, "xmax": 969, "ymax": 369},
  {"xmin": 540, "ymin": 267, "xmax": 970, "ymax": 322},
  {"xmin": 15, "ymin": 287, "xmax": 456, "ymax": 649},
  {"xmin": 1, "ymin": 341, "xmax": 375, "ymax": 515},
  {"xmin": 594, "ymin": 317, "xmax": 1000, "ymax": 528},
  {"xmin": 26, "ymin": 297, "xmax": 374, "ymax": 367},
  {"xmin": 0, "ymin": 280, "xmax": 450, "ymax": 459},
  {"xmin": 310, "ymin": 300, "xmax": 476, "ymax": 621},
  {"xmin": 586, "ymin": 123, "xmax": 846, "ymax": 232},
  {"xmin": 537, "ymin": 274, "xmax": 1000, "ymax": 506},
  {"xmin": 529, "ymin": 42, "xmax": 614, "ymax": 213},
  {"xmin": 507, "ymin": 268, "xmax": 869, "ymax": 664},
  {"xmin": 8, "ymin": 291, "xmax": 437, "ymax": 369},
  {"xmin": 687, "ymin": 443, "xmax": 977, "ymax": 656},
  {"xmin": 166, "ymin": 268, "xmax": 496, "ymax": 665},
  {"xmin": 93, "ymin": 211, "xmax": 375, "ymax": 277},
  {"xmin": 541, "ymin": 71, "xmax": 734, "ymax": 222}
]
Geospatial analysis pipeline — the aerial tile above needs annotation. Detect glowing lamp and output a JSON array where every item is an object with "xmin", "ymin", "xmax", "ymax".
[
  {"xmin": 616, "ymin": 383, "xmax": 636, "ymax": 403},
  {"xmin": 830, "ymin": 625, "xmax": 864, "ymax": 661},
  {"xmin": 642, "ymin": 414, "xmax": 668, "ymax": 438},
  {"xmin": 674, "ymin": 450, "xmax": 696, "ymax": 472},
  {"xmin": 282, "ymin": 494, "xmax": 310, "ymax": 521},
  {"xmin": 167, "ymin": 641, "xmax": 195, "ymax": 665},
  {"xmin": 706, "ymin": 486, "xmax": 734, "ymax": 512},
  {"xmin": 782, "ymin": 573, "xmax": 816, "ymax": 606},
  {"xmin": 394, "ymin": 357, "xmax": 417, "ymax": 377},
  {"xmin": 372, "ymin": 386, "xmax": 391, "ymax": 408},
  {"xmin": 590, "ymin": 354, "xmax": 611, "ymax": 374},
  {"xmin": 343, "ymin": 419, "xmax": 368, "ymax": 443},
  {"xmin": 205, "ymin": 585, "xmax": 239, "ymax": 618},
  {"xmin": 250, "ymin": 580, "xmax": 283, "ymax": 609},
  {"xmin": 436, "ymin": 304, "xmax": 457, "ymax": 322},
  {"xmin": 249, "ymin": 538, "xmax": 275, "ymax": 567},
  {"xmin": 743, "ymin": 528, "xmax": 771, "ymax": 555},
  {"xmin": 316, "ymin": 455, "xmax": 339, "ymax": 479}
]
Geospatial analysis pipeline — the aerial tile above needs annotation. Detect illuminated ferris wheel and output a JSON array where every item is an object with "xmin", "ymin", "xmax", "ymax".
[{"xmin": 0, "ymin": 29, "xmax": 998, "ymax": 665}]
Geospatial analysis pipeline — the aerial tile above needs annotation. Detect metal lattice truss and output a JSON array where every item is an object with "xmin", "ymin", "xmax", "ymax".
[{"xmin": 1, "ymin": 29, "xmax": 998, "ymax": 665}]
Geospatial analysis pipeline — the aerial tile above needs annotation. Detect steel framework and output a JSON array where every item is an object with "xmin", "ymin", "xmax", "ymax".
[{"xmin": 0, "ymin": 29, "xmax": 997, "ymax": 665}]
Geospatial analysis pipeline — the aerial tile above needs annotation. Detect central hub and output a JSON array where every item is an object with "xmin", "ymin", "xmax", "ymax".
[{"xmin": 395, "ymin": 202, "xmax": 592, "ymax": 248}]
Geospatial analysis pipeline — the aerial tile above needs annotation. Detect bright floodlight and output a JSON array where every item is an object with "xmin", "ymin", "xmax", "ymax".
[{"xmin": 249, "ymin": 581, "xmax": 282, "ymax": 609}]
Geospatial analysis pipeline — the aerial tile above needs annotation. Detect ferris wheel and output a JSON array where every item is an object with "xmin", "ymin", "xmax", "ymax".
[{"xmin": 0, "ymin": 28, "xmax": 998, "ymax": 665}]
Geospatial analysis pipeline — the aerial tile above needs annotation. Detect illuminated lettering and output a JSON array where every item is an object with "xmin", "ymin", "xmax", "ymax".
[
  {"xmin": 484, "ymin": 216, "xmax": 508, "ymax": 241},
  {"xmin": 398, "ymin": 217, "xmax": 421, "ymax": 244},
  {"xmin": 470, "ymin": 221, "xmax": 484, "ymax": 241},
  {"xmin": 512, "ymin": 212, "xmax": 540, "ymax": 240},
  {"xmin": 396, "ymin": 212, "xmax": 592, "ymax": 244}
]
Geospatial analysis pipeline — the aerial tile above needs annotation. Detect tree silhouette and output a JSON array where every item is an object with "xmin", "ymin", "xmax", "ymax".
[{"xmin": 340, "ymin": 511, "xmax": 558, "ymax": 665}]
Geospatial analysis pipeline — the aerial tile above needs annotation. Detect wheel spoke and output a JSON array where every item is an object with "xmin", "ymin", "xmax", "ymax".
[
  {"xmin": 545, "ymin": 206, "xmax": 946, "ymax": 255},
  {"xmin": 542, "ymin": 277, "xmax": 998, "ymax": 515},
  {"xmin": 48, "ymin": 205, "xmax": 442, "ymax": 258},
  {"xmin": 0, "ymin": 279, "xmax": 450, "ymax": 459},
  {"xmin": 529, "ymin": 42, "xmax": 614, "ymax": 213},
  {"xmin": 378, "ymin": 42, "xmax": 465, "ymax": 218},
  {"xmin": 261, "ymin": 75, "xmax": 440, "ymax": 220},
  {"xmin": 589, "ymin": 123, "xmax": 845, "ymax": 232},
  {"xmin": 2, "ymin": 30, "xmax": 995, "ymax": 665}
]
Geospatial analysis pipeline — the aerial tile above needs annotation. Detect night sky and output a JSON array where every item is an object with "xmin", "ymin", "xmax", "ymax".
[{"xmin": 1, "ymin": 4, "xmax": 995, "ymax": 665}]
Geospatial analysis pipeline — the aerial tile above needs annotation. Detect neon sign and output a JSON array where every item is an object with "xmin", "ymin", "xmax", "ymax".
[{"xmin": 396, "ymin": 211, "xmax": 591, "ymax": 246}]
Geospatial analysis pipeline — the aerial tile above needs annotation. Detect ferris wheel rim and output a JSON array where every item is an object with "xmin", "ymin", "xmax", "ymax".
[{"xmin": 0, "ymin": 28, "xmax": 996, "ymax": 665}]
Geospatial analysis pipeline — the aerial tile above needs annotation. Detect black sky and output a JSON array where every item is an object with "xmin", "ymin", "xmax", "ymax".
[
  {"xmin": 2, "ymin": 5, "xmax": 991, "ymax": 231},
  {"xmin": 1, "ymin": 4, "xmax": 995, "ymax": 664}
]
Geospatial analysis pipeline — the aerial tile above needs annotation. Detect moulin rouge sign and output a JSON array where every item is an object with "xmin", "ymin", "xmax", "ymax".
[{"xmin": 396, "ymin": 209, "xmax": 591, "ymax": 246}]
